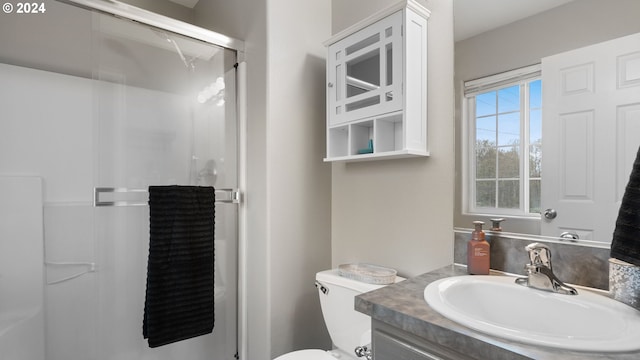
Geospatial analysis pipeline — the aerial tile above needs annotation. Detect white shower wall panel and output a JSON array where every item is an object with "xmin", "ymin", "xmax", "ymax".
[
  {"xmin": 95, "ymin": 81, "xmax": 192, "ymax": 187},
  {"xmin": 0, "ymin": 63, "xmax": 93, "ymax": 203},
  {"xmin": 0, "ymin": 176, "xmax": 44, "ymax": 360},
  {"xmin": 0, "ymin": 62, "xmax": 96, "ymax": 359},
  {"xmin": 0, "ymin": 62, "xmax": 217, "ymax": 198},
  {"xmin": 43, "ymin": 204, "xmax": 97, "ymax": 360}
]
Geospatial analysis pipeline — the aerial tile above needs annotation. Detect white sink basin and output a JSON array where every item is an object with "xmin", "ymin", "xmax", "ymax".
[{"xmin": 424, "ymin": 275, "xmax": 640, "ymax": 352}]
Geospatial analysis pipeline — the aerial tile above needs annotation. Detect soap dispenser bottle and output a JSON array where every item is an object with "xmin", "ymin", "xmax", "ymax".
[{"xmin": 467, "ymin": 221, "xmax": 490, "ymax": 275}]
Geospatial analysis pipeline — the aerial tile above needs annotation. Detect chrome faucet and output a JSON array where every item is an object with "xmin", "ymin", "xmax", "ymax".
[{"xmin": 515, "ymin": 243, "xmax": 578, "ymax": 295}]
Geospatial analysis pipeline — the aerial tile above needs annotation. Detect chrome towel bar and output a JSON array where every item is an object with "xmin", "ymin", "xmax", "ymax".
[{"xmin": 93, "ymin": 187, "xmax": 240, "ymax": 207}]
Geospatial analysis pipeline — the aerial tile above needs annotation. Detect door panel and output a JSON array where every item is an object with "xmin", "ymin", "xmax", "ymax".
[{"xmin": 541, "ymin": 32, "xmax": 640, "ymax": 242}]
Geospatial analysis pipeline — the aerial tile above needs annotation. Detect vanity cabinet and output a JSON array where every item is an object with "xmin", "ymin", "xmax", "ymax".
[
  {"xmin": 324, "ymin": 0, "xmax": 429, "ymax": 162},
  {"xmin": 372, "ymin": 320, "xmax": 472, "ymax": 360}
]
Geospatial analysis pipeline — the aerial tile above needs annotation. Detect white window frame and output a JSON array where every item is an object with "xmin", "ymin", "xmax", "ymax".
[{"xmin": 462, "ymin": 64, "xmax": 542, "ymax": 219}]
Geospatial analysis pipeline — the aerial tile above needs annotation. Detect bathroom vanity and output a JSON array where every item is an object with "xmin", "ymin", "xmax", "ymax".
[{"xmin": 355, "ymin": 265, "xmax": 640, "ymax": 360}]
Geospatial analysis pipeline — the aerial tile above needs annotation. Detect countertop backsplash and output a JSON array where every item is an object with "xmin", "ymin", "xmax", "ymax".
[{"xmin": 453, "ymin": 229, "xmax": 610, "ymax": 290}]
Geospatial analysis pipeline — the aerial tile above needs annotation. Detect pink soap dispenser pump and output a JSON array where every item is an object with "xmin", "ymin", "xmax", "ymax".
[{"xmin": 467, "ymin": 221, "xmax": 490, "ymax": 275}]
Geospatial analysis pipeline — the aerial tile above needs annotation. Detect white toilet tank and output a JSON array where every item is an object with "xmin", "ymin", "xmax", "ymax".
[{"xmin": 315, "ymin": 269, "xmax": 402, "ymax": 356}]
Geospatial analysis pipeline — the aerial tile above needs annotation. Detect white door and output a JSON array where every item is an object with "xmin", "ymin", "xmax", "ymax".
[{"xmin": 541, "ymin": 32, "xmax": 640, "ymax": 242}]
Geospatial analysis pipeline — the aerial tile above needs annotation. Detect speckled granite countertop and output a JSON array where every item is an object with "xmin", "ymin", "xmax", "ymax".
[{"xmin": 355, "ymin": 264, "xmax": 640, "ymax": 360}]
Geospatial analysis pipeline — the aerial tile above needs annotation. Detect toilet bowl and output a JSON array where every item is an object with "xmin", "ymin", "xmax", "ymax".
[
  {"xmin": 273, "ymin": 267, "xmax": 403, "ymax": 360},
  {"xmin": 274, "ymin": 349, "xmax": 350, "ymax": 360}
]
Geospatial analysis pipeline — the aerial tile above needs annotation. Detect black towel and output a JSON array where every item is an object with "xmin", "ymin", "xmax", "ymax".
[
  {"xmin": 611, "ymin": 146, "xmax": 640, "ymax": 266},
  {"xmin": 143, "ymin": 185, "xmax": 215, "ymax": 348}
]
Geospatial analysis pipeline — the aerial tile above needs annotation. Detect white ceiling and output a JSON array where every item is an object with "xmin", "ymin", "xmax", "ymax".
[
  {"xmin": 168, "ymin": 0, "xmax": 573, "ymax": 42},
  {"xmin": 454, "ymin": 0, "xmax": 574, "ymax": 42}
]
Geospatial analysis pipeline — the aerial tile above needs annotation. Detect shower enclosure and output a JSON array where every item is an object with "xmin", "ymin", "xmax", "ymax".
[{"xmin": 0, "ymin": 1, "xmax": 243, "ymax": 359}]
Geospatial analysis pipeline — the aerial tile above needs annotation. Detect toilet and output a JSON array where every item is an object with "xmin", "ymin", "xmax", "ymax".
[{"xmin": 274, "ymin": 268, "xmax": 404, "ymax": 360}]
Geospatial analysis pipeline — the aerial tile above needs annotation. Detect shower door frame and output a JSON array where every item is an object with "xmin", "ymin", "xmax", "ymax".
[{"xmin": 54, "ymin": 0, "xmax": 249, "ymax": 358}]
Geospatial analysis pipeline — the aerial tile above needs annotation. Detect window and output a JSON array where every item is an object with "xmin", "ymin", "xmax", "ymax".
[{"xmin": 464, "ymin": 65, "xmax": 541, "ymax": 217}]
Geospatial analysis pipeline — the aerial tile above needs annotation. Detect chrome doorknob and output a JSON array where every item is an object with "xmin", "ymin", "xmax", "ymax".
[{"xmin": 543, "ymin": 208, "xmax": 557, "ymax": 220}]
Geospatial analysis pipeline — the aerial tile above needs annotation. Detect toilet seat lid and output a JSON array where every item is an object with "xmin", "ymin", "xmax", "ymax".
[{"xmin": 273, "ymin": 349, "xmax": 339, "ymax": 360}]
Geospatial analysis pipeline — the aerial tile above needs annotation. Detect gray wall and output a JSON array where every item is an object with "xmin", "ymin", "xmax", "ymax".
[
  {"xmin": 454, "ymin": 0, "xmax": 640, "ymax": 234},
  {"xmin": 0, "ymin": 0, "xmax": 91, "ymax": 77},
  {"xmin": 331, "ymin": 0, "xmax": 455, "ymax": 278}
]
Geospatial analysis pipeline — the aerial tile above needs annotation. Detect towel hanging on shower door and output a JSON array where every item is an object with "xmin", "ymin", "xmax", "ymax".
[
  {"xmin": 143, "ymin": 185, "xmax": 215, "ymax": 348},
  {"xmin": 611, "ymin": 145, "xmax": 640, "ymax": 266}
]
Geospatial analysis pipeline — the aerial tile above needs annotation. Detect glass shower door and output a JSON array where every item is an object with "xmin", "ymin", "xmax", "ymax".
[{"xmin": 91, "ymin": 12, "xmax": 238, "ymax": 360}]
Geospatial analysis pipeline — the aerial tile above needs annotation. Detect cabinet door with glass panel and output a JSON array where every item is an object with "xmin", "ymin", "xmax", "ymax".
[
  {"xmin": 324, "ymin": 0, "xmax": 430, "ymax": 162},
  {"xmin": 328, "ymin": 11, "xmax": 403, "ymax": 126}
]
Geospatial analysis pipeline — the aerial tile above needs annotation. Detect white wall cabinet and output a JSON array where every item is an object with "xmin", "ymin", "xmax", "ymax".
[{"xmin": 324, "ymin": 0, "xmax": 429, "ymax": 162}]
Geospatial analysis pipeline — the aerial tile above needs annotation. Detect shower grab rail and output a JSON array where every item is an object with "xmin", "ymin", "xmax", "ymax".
[{"xmin": 93, "ymin": 187, "xmax": 240, "ymax": 207}]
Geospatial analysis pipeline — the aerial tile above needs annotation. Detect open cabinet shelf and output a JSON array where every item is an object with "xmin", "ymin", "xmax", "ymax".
[{"xmin": 325, "ymin": 111, "xmax": 429, "ymax": 162}]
